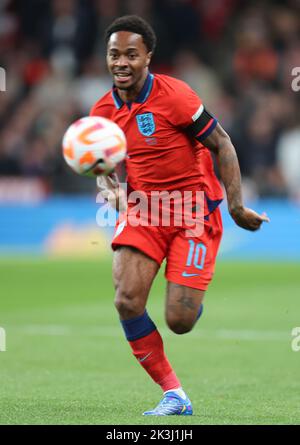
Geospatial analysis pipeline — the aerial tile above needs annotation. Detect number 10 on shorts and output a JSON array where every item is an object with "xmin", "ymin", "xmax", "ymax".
[{"xmin": 186, "ymin": 240, "xmax": 207, "ymax": 270}]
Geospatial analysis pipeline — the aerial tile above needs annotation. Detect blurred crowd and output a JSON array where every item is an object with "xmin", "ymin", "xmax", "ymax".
[{"xmin": 0, "ymin": 0, "xmax": 300, "ymax": 199}]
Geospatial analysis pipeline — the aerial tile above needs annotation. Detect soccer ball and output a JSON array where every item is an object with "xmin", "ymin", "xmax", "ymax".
[{"xmin": 62, "ymin": 116, "xmax": 127, "ymax": 177}]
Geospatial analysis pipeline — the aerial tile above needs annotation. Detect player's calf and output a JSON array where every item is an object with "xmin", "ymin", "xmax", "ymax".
[
  {"xmin": 166, "ymin": 313, "xmax": 196, "ymax": 335},
  {"xmin": 165, "ymin": 282, "xmax": 205, "ymax": 334},
  {"xmin": 166, "ymin": 303, "xmax": 204, "ymax": 334}
]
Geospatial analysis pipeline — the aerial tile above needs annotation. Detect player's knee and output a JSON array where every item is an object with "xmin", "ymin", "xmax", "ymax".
[
  {"xmin": 166, "ymin": 315, "xmax": 193, "ymax": 335},
  {"xmin": 114, "ymin": 287, "xmax": 144, "ymax": 318}
]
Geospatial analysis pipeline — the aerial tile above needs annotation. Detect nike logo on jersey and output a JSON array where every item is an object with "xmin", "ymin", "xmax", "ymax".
[
  {"xmin": 138, "ymin": 352, "xmax": 152, "ymax": 363},
  {"xmin": 182, "ymin": 271, "xmax": 199, "ymax": 277}
]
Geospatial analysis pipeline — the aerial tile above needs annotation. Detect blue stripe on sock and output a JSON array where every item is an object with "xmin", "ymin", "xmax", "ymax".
[
  {"xmin": 120, "ymin": 310, "xmax": 157, "ymax": 341},
  {"xmin": 196, "ymin": 304, "xmax": 204, "ymax": 321}
]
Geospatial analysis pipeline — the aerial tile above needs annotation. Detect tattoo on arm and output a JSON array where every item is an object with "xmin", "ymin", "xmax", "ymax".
[
  {"xmin": 217, "ymin": 142, "xmax": 243, "ymax": 212},
  {"xmin": 202, "ymin": 123, "xmax": 243, "ymax": 213}
]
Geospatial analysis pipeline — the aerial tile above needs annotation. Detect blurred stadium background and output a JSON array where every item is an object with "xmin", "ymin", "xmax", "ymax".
[
  {"xmin": 0, "ymin": 0, "xmax": 300, "ymax": 258},
  {"xmin": 0, "ymin": 0, "xmax": 300, "ymax": 425}
]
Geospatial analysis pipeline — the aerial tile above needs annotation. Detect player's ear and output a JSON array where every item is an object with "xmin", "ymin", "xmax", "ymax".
[{"xmin": 146, "ymin": 52, "xmax": 152, "ymax": 67}]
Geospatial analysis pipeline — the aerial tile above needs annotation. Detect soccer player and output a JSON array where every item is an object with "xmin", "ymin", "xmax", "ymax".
[{"xmin": 90, "ymin": 15, "xmax": 269, "ymax": 416}]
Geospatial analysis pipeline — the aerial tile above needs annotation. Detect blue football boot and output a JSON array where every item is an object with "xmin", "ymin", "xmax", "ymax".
[{"xmin": 143, "ymin": 391, "xmax": 193, "ymax": 416}]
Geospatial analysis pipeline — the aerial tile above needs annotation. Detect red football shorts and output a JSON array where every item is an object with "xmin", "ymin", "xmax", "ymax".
[{"xmin": 111, "ymin": 206, "xmax": 223, "ymax": 291}]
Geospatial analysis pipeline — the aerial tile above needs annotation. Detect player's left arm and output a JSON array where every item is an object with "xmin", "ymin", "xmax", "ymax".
[
  {"xmin": 201, "ymin": 122, "xmax": 270, "ymax": 231},
  {"xmin": 171, "ymin": 81, "xmax": 268, "ymax": 230}
]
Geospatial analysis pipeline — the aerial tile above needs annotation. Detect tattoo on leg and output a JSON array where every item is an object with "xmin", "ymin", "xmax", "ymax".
[
  {"xmin": 172, "ymin": 283, "xmax": 183, "ymax": 289},
  {"xmin": 177, "ymin": 295, "xmax": 197, "ymax": 311},
  {"xmin": 167, "ymin": 302, "xmax": 177, "ymax": 313}
]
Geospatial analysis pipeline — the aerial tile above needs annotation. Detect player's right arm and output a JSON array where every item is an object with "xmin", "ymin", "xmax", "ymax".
[
  {"xmin": 200, "ymin": 122, "xmax": 270, "ymax": 231},
  {"xmin": 97, "ymin": 172, "xmax": 127, "ymax": 212},
  {"xmin": 90, "ymin": 100, "xmax": 127, "ymax": 213}
]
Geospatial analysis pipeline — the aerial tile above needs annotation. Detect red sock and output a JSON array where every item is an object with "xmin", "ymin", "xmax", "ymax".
[{"xmin": 129, "ymin": 329, "xmax": 181, "ymax": 391}]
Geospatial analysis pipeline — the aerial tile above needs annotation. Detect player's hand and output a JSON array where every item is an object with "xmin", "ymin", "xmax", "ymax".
[
  {"xmin": 97, "ymin": 172, "xmax": 127, "ymax": 212},
  {"xmin": 230, "ymin": 206, "xmax": 270, "ymax": 231}
]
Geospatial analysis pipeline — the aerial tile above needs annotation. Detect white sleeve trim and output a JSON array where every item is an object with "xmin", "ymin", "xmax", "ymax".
[{"xmin": 192, "ymin": 104, "xmax": 204, "ymax": 122}]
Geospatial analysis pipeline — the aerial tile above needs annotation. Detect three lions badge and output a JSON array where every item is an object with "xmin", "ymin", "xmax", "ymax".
[{"xmin": 136, "ymin": 113, "xmax": 155, "ymax": 136}]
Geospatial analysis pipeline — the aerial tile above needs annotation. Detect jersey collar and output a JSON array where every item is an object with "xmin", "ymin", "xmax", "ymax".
[{"xmin": 111, "ymin": 73, "xmax": 154, "ymax": 109}]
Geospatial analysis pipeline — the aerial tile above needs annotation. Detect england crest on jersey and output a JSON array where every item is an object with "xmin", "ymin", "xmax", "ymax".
[{"xmin": 136, "ymin": 113, "xmax": 155, "ymax": 136}]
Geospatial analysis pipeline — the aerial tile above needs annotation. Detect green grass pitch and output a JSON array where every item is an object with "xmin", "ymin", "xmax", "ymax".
[{"xmin": 0, "ymin": 257, "xmax": 299, "ymax": 425}]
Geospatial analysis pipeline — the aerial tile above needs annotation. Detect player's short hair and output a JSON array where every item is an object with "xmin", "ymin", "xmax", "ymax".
[{"xmin": 105, "ymin": 15, "xmax": 156, "ymax": 53}]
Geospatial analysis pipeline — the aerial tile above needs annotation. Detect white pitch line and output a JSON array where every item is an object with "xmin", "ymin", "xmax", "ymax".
[
  {"xmin": 19, "ymin": 325, "xmax": 72, "ymax": 336},
  {"xmin": 9, "ymin": 325, "xmax": 289, "ymax": 342}
]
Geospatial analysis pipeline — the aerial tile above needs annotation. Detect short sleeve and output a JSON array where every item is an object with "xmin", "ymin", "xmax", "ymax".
[
  {"xmin": 168, "ymin": 79, "xmax": 203, "ymax": 128},
  {"xmin": 167, "ymin": 78, "xmax": 218, "ymax": 142}
]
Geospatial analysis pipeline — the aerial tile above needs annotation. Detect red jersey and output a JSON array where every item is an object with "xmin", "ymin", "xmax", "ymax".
[{"xmin": 90, "ymin": 73, "xmax": 223, "ymax": 213}]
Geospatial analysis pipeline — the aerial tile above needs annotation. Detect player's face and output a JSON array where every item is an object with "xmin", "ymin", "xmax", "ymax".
[{"xmin": 107, "ymin": 31, "xmax": 152, "ymax": 92}]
